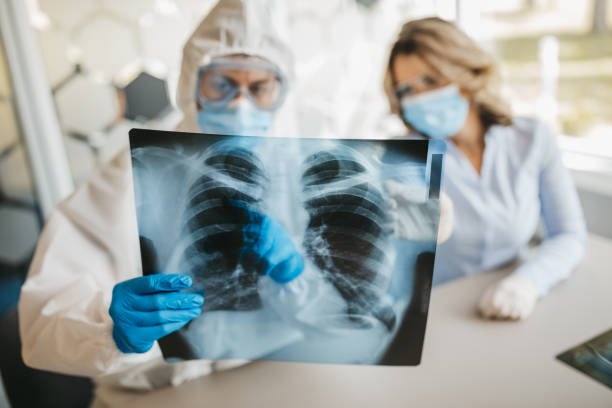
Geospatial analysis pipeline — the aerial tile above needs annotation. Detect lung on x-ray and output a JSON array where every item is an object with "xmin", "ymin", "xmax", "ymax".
[{"xmin": 129, "ymin": 129, "xmax": 445, "ymax": 366}]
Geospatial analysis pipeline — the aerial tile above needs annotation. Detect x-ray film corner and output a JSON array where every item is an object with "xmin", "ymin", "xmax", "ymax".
[{"xmin": 129, "ymin": 129, "xmax": 445, "ymax": 366}]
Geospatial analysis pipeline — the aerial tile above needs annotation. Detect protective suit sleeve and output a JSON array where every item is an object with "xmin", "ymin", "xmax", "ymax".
[
  {"xmin": 18, "ymin": 151, "xmax": 162, "ymax": 378},
  {"xmin": 513, "ymin": 121, "xmax": 587, "ymax": 295}
]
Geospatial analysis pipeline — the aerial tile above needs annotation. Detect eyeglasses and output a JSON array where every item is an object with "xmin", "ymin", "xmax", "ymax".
[
  {"xmin": 196, "ymin": 57, "xmax": 287, "ymax": 111},
  {"xmin": 395, "ymin": 74, "xmax": 448, "ymax": 101}
]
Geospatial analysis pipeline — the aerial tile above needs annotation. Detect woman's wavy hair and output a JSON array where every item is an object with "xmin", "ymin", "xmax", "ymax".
[{"xmin": 384, "ymin": 17, "xmax": 512, "ymax": 130}]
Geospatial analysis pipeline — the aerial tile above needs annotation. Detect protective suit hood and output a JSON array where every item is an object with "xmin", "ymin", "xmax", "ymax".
[{"xmin": 176, "ymin": 0, "xmax": 294, "ymax": 132}]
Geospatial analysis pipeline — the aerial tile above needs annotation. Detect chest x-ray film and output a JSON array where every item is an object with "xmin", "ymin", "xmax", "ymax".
[{"xmin": 129, "ymin": 129, "xmax": 445, "ymax": 366}]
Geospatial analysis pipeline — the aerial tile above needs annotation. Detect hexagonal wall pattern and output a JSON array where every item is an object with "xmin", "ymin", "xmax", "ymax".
[
  {"xmin": 0, "ymin": 205, "xmax": 39, "ymax": 264},
  {"xmin": 139, "ymin": 12, "xmax": 191, "ymax": 68},
  {"xmin": 73, "ymin": 14, "xmax": 141, "ymax": 78},
  {"xmin": 54, "ymin": 75, "xmax": 119, "ymax": 135},
  {"xmin": 0, "ymin": 145, "xmax": 35, "ymax": 204},
  {"xmin": 39, "ymin": 0, "xmax": 98, "ymax": 30},
  {"xmin": 36, "ymin": 28, "xmax": 75, "ymax": 88},
  {"xmin": 122, "ymin": 71, "xmax": 171, "ymax": 121},
  {"xmin": 0, "ymin": 100, "xmax": 20, "ymax": 154}
]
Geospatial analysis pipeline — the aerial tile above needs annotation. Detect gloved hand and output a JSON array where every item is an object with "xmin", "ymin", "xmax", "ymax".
[
  {"xmin": 109, "ymin": 274, "xmax": 204, "ymax": 353},
  {"xmin": 478, "ymin": 273, "xmax": 539, "ymax": 320},
  {"xmin": 383, "ymin": 179, "xmax": 454, "ymax": 243},
  {"xmin": 228, "ymin": 199, "xmax": 304, "ymax": 284}
]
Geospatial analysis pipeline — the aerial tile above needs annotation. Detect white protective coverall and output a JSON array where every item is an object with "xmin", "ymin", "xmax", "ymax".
[{"xmin": 18, "ymin": 0, "xmax": 295, "ymax": 396}]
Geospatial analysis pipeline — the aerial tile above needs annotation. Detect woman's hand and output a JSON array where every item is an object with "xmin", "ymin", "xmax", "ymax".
[
  {"xmin": 478, "ymin": 274, "xmax": 539, "ymax": 320},
  {"xmin": 384, "ymin": 179, "xmax": 454, "ymax": 243}
]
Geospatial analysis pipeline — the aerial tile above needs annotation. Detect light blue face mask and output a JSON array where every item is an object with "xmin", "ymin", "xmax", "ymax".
[
  {"xmin": 400, "ymin": 84, "xmax": 469, "ymax": 140},
  {"xmin": 196, "ymin": 99, "xmax": 274, "ymax": 137}
]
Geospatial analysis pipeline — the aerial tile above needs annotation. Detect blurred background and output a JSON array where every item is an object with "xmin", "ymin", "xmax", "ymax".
[{"xmin": 0, "ymin": 0, "xmax": 610, "ymax": 405}]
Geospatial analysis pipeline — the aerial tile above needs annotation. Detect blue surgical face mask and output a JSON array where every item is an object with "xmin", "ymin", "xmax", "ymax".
[
  {"xmin": 196, "ymin": 98, "xmax": 274, "ymax": 137},
  {"xmin": 400, "ymin": 84, "xmax": 468, "ymax": 140}
]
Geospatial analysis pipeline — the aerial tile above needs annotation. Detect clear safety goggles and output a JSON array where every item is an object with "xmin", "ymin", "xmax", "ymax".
[
  {"xmin": 196, "ymin": 57, "xmax": 287, "ymax": 111},
  {"xmin": 394, "ymin": 73, "xmax": 449, "ymax": 102}
]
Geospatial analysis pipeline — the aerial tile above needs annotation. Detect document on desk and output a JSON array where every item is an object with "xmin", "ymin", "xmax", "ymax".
[
  {"xmin": 557, "ymin": 328, "xmax": 612, "ymax": 389},
  {"xmin": 129, "ymin": 128, "xmax": 445, "ymax": 366}
]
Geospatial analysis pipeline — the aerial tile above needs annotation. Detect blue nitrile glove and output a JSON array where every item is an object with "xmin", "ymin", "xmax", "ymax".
[
  {"xmin": 228, "ymin": 199, "xmax": 304, "ymax": 284},
  {"xmin": 109, "ymin": 274, "xmax": 204, "ymax": 353}
]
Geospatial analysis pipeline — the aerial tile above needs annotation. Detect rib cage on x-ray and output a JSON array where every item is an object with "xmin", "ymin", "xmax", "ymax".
[
  {"xmin": 178, "ymin": 144, "xmax": 269, "ymax": 312},
  {"xmin": 301, "ymin": 148, "xmax": 396, "ymax": 331},
  {"xmin": 169, "ymin": 140, "xmax": 396, "ymax": 330}
]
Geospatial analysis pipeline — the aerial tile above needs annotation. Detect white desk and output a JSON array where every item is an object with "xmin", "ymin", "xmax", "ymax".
[{"xmin": 103, "ymin": 235, "xmax": 612, "ymax": 407}]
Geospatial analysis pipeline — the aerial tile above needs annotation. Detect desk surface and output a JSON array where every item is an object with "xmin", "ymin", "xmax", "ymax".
[{"xmin": 107, "ymin": 235, "xmax": 612, "ymax": 408}]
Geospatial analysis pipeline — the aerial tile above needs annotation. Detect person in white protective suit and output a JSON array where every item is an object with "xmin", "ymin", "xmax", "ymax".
[
  {"xmin": 18, "ymin": 1, "xmax": 454, "ymax": 403},
  {"xmin": 17, "ymin": 0, "xmax": 304, "ymax": 399}
]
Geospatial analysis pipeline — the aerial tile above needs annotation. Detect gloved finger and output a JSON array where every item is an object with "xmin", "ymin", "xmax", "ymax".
[
  {"xmin": 498, "ymin": 297, "xmax": 513, "ymax": 318},
  {"xmin": 225, "ymin": 198, "xmax": 264, "ymax": 226},
  {"xmin": 482, "ymin": 308, "xmax": 497, "ymax": 319},
  {"xmin": 491, "ymin": 287, "xmax": 506, "ymax": 309},
  {"xmin": 113, "ymin": 329, "xmax": 138, "ymax": 353},
  {"xmin": 382, "ymin": 222, "xmax": 396, "ymax": 237},
  {"xmin": 508, "ymin": 305, "xmax": 522, "ymax": 320},
  {"xmin": 383, "ymin": 179, "xmax": 405, "ymax": 197},
  {"xmin": 241, "ymin": 216, "xmax": 304, "ymax": 282},
  {"xmin": 242, "ymin": 215, "xmax": 274, "ymax": 252},
  {"xmin": 384, "ymin": 196, "xmax": 398, "ymax": 211},
  {"xmin": 383, "ymin": 180, "xmax": 427, "ymax": 203},
  {"xmin": 480, "ymin": 308, "xmax": 497, "ymax": 319},
  {"xmin": 478, "ymin": 291, "xmax": 497, "ymax": 319},
  {"xmin": 382, "ymin": 209, "xmax": 399, "ymax": 235},
  {"xmin": 137, "ymin": 321, "xmax": 193, "ymax": 343},
  {"xmin": 491, "ymin": 288, "xmax": 510, "ymax": 317},
  {"xmin": 516, "ymin": 296, "xmax": 536, "ymax": 320},
  {"xmin": 256, "ymin": 218, "xmax": 293, "ymax": 264},
  {"xmin": 386, "ymin": 208, "xmax": 400, "ymax": 224},
  {"xmin": 483, "ymin": 288, "xmax": 506, "ymax": 319},
  {"xmin": 423, "ymin": 199, "xmax": 440, "ymax": 215},
  {"xmin": 238, "ymin": 222, "xmax": 272, "ymax": 269},
  {"xmin": 505, "ymin": 296, "xmax": 521, "ymax": 320},
  {"xmin": 268, "ymin": 252, "xmax": 304, "ymax": 284},
  {"xmin": 125, "ymin": 308, "xmax": 202, "ymax": 327},
  {"xmin": 120, "ymin": 274, "xmax": 192, "ymax": 295},
  {"xmin": 129, "ymin": 292, "xmax": 205, "ymax": 311}
]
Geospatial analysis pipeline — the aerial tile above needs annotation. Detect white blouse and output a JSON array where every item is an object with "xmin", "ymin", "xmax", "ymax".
[{"xmin": 434, "ymin": 117, "xmax": 587, "ymax": 295}]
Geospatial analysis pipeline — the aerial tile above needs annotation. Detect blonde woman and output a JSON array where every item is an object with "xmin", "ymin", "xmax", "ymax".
[{"xmin": 384, "ymin": 17, "xmax": 586, "ymax": 320}]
